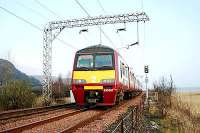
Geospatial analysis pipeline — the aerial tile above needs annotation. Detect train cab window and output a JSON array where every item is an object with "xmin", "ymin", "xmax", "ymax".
[
  {"xmin": 76, "ymin": 55, "xmax": 93, "ymax": 69},
  {"xmin": 95, "ymin": 54, "xmax": 114, "ymax": 70}
]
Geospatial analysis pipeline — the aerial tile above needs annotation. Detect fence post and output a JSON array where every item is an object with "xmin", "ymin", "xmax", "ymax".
[
  {"xmin": 132, "ymin": 108, "xmax": 134, "ymax": 133},
  {"xmin": 138, "ymin": 102, "xmax": 141, "ymax": 132},
  {"xmin": 135, "ymin": 106, "xmax": 138, "ymax": 133},
  {"xmin": 121, "ymin": 117, "xmax": 124, "ymax": 133}
]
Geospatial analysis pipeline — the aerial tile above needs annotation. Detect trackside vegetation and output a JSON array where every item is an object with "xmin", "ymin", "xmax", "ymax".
[
  {"xmin": 0, "ymin": 80, "xmax": 36, "ymax": 110},
  {"xmin": 145, "ymin": 77, "xmax": 200, "ymax": 132}
]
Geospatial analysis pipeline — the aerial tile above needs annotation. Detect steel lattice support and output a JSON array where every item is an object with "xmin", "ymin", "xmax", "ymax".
[
  {"xmin": 43, "ymin": 24, "xmax": 53, "ymax": 104},
  {"xmin": 43, "ymin": 12, "xmax": 149, "ymax": 103}
]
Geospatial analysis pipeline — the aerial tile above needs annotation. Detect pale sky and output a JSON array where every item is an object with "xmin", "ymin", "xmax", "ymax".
[{"xmin": 0, "ymin": 0, "xmax": 200, "ymax": 88}]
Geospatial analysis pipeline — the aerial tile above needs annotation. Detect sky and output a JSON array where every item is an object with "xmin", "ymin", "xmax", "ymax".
[{"xmin": 0, "ymin": 0, "xmax": 200, "ymax": 88}]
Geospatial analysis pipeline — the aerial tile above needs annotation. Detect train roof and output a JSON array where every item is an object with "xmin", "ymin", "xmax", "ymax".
[{"xmin": 77, "ymin": 44, "xmax": 114, "ymax": 53}]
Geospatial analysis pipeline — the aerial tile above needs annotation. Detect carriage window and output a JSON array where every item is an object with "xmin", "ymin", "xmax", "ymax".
[
  {"xmin": 125, "ymin": 67, "xmax": 128, "ymax": 78},
  {"xmin": 120, "ymin": 62, "xmax": 123, "ymax": 78}
]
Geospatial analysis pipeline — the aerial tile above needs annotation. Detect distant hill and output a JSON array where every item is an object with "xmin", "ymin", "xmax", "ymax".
[
  {"xmin": 176, "ymin": 87, "xmax": 200, "ymax": 92},
  {"xmin": 32, "ymin": 75, "xmax": 71, "ymax": 85},
  {"xmin": 0, "ymin": 59, "xmax": 41, "ymax": 88}
]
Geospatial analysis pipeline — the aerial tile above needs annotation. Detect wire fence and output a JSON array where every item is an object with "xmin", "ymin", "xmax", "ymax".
[{"xmin": 104, "ymin": 101, "xmax": 144, "ymax": 133}]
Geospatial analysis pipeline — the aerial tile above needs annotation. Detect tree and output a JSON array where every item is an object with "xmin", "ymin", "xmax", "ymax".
[{"xmin": 52, "ymin": 75, "xmax": 64, "ymax": 98}]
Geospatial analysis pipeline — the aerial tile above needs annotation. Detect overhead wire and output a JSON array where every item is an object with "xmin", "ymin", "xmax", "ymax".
[
  {"xmin": 56, "ymin": 38, "xmax": 77, "ymax": 49},
  {"xmin": 140, "ymin": 0, "xmax": 146, "ymax": 76},
  {"xmin": 34, "ymin": 0, "xmax": 88, "ymax": 48},
  {"xmin": 74, "ymin": 0, "xmax": 117, "ymax": 49},
  {"xmin": 141, "ymin": 0, "xmax": 144, "ymax": 11},
  {"xmin": 0, "ymin": 5, "xmax": 77, "ymax": 50},
  {"xmin": 15, "ymin": 1, "xmax": 50, "ymax": 21},
  {"xmin": 96, "ymin": 0, "xmax": 125, "ymax": 47},
  {"xmin": 31, "ymin": 0, "xmax": 78, "ymax": 49},
  {"xmin": 140, "ymin": 0, "xmax": 145, "ymax": 46},
  {"xmin": 33, "ymin": 0, "xmax": 62, "ymax": 19},
  {"xmin": 0, "ymin": 6, "xmax": 41, "ymax": 31},
  {"xmin": 96, "ymin": 0, "xmax": 106, "ymax": 13}
]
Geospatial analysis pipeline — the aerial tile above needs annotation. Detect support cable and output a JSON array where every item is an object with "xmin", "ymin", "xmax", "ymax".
[
  {"xmin": 97, "ymin": 0, "xmax": 130, "ymax": 49},
  {"xmin": 33, "ymin": 0, "xmax": 86, "ymax": 47},
  {"xmin": 141, "ymin": 0, "xmax": 144, "ymax": 11},
  {"xmin": 96, "ymin": 0, "xmax": 124, "ymax": 47},
  {"xmin": 99, "ymin": 25, "xmax": 102, "ymax": 44},
  {"xmin": 15, "ymin": 1, "xmax": 50, "ymax": 21},
  {"xmin": 0, "ymin": 6, "xmax": 41, "ymax": 31},
  {"xmin": 0, "ymin": 5, "xmax": 77, "ymax": 50},
  {"xmin": 74, "ymin": 0, "xmax": 117, "ymax": 48},
  {"xmin": 97, "ymin": 0, "xmax": 126, "ymax": 47},
  {"xmin": 137, "ymin": 20, "xmax": 139, "ymax": 43},
  {"xmin": 33, "ymin": 0, "xmax": 62, "ymax": 19}
]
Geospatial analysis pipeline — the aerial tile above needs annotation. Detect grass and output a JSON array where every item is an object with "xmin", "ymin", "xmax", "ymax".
[
  {"xmin": 33, "ymin": 96, "xmax": 71, "ymax": 107},
  {"xmin": 174, "ymin": 92, "xmax": 200, "ymax": 114},
  {"xmin": 145, "ymin": 104, "xmax": 178, "ymax": 133},
  {"xmin": 160, "ymin": 119, "xmax": 177, "ymax": 133},
  {"xmin": 169, "ymin": 92, "xmax": 200, "ymax": 132},
  {"xmin": 146, "ymin": 91, "xmax": 200, "ymax": 133}
]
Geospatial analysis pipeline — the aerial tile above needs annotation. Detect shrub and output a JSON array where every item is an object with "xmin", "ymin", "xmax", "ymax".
[
  {"xmin": 0, "ymin": 80, "xmax": 36, "ymax": 110},
  {"xmin": 153, "ymin": 76, "xmax": 176, "ymax": 116}
]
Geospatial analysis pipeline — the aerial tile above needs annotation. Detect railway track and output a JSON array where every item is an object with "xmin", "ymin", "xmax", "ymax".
[
  {"xmin": 0, "ymin": 108, "xmax": 84, "ymax": 133},
  {"xmin": 59, "ymin": 106, "xmax": 116, "ymax": 133},
  {"xmin": 0, "ymin": 93, "xmax": 144, "ymax": 133},
  {"xmin": 0, "ymin": 103, "xmax": 119, "ymax": 133},
  {"xmin": 0, "ymin": 103, "xmax": 75, "ymax": 121}
]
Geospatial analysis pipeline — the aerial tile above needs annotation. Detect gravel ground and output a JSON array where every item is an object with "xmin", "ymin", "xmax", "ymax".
[
  {"xmin": 0, "ymin": 108, "xmax": 68, "ymax": 125},
  {"xmin": 0, "ymin": 93, "xmax": 144, "ymax": 133},
  {"xmin": 23, "ymin": 110, "xmax": 101, "ymax": 133},
  {"xmin": 74, "ymin": 93, "xmax": 144, "ymax": 133},
  {"xmin": 0, "ymin": 108, "xmax": 76, "ymax": 131}
]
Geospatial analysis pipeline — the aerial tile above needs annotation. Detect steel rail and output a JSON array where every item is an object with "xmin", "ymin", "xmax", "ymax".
[
  {"xmin": 0, "ymin": 103, "xmax": 75, "ymax": 121},
  {"xmin": 0, "ymin": 108, "xmax": 83, "ymax": 133},
  {"xmin": 62, "ymin": 93, "xmax": 144, "ymax": 133},
  {"xmin": 59, "ymin": 101, "xmax": 128, "ymax": 133}
]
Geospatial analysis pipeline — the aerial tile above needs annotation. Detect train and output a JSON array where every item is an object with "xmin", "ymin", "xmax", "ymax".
[{"xmin": 71, "ymin": 44, "xmax": 142, "ymax": 106}]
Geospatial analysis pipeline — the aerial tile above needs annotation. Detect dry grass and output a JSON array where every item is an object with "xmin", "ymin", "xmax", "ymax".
[
  {"xmin": 166, "ymin": 92, "xmax": 200, "ymax": 132},
  {"xmin": 174, "ymin": 92, "xmax": 200, "ymax": 114},
  {"xmin": 146, "ymin": 91, "xmax": 200, "ymax": 132},
  {"xmin": 33, "ymin": 96, "xmax": 71, "ymax": 107}
]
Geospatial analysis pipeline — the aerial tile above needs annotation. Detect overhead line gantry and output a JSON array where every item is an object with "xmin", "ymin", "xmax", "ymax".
[{"xmin": 43, "ymin": 12, "xmax": 150, "ymax": 103}]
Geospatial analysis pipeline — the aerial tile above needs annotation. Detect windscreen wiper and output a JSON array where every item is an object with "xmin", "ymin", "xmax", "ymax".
[
  {"xmin": 96, "ymin": 65, "xmax": 113, "ymax": 70},
  {"xmin": 78, "ymin": 67, "xmax": 90, "ymax": 70}
]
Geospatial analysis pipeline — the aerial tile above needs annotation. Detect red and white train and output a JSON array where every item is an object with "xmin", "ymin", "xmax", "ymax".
[{"xmin": 71, "ymin": 44, "xmax": 142, "ymax": 106}]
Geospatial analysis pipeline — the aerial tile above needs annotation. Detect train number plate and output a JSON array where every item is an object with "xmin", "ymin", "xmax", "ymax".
[{"xmin": 84, "ymin": 86, "xmax": 103, "ymax": 90}]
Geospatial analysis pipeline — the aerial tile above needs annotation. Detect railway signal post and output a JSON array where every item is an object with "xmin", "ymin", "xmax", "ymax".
[{"xmin": 144, "ymin": 65, "xmax": 149, "ymax": 102}]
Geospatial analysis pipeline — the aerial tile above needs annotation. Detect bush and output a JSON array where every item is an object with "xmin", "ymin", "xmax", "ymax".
[
  {"xmin": 153, "ymin": 76, "xmax": 176, "ymax": 116},
  {"xmin": 0, "ymin": 80, "xmax": 36, "ymax": 110}
]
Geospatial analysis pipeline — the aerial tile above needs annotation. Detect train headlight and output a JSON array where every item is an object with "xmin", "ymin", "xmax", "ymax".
[
  {"xmin": 100, "ymin": 79, "xmax": 115, "ymax": 84},
  {"xmin": 73, "ymin": 79, "xmax": 87, "ymax": 84}
]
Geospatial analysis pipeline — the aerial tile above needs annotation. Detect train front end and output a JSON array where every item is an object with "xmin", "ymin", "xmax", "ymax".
[{"xmin": 71, "ymin": 45, "xmax": 117, "ymax": 106}]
